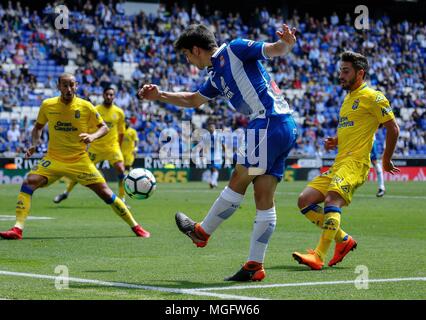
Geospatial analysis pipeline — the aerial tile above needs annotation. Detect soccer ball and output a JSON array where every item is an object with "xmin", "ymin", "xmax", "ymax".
[{"xmin": 124, "ymin": 168, "xmax": 157, "ymax": 200}]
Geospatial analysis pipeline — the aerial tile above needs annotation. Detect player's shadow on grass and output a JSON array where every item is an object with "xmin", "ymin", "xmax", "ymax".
[
  {"xmin": 83, "ymin": 270, "xmax": 117, "ymax": 273},
  {"xmin": 23, "ymin": 235, "xmax": 134, "ymax": 240},
  {"xmin": 268, "ymin": 264, "xmax": 351, "ymax": 271},
  {"xmin": 49, "ymin": 205, "xmax": 102, "ymax": 209}
]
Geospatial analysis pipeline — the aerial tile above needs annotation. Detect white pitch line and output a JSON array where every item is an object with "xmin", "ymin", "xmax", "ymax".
[
  {"xmin": 192, "ymin": 277, "xmax": 426, "ymax": 291},
  {"xmin": 0, "ymin": 270, "xmax": 264, "ymax": 300},
  {"xmin": 0, "ymin": 215, "xmax": 55, "ymax": 221}
]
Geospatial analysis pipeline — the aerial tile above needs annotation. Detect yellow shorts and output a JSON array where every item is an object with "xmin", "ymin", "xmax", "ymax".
[
  {"xmin": 88, "ymin": 148, "xmax": 124, "ymax": 166},
  {"xmin": 30, "ymin": 155, "xmax": 106, "ymax": 187},
  {"xmin": 308, "ymin": 159, "xmax": 370, "ymax": 205},
  {"xmin": 123, "ymin": 152, "xmax": 135, "ymax": 167}
]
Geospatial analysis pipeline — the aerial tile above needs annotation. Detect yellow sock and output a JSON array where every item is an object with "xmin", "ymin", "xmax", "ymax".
[
  {"xmin": 66, "ymin": 180, "xmax": 77, "ymax": 194},
  {"xmin": 334, "ymin": 228, "xmax": 348, "ymax": 243},
  {"xmin": 118, "ymin": 181, "xmax": 125, "ymax": 199},
  {"xmin": 107, "ymin": 194, "xmax": 137, "ymax": 227},
  {"xmin": 315, "ymin": 207, "xmax": 341, "ymax": 261},
  {"xmin": 15, "ymin": 185, "xmax": 33, "ymax": 230},
  {"xmin": 301, "ymin": 204, "xmax": 324, "ymax": 226},
  {"xmin": 301, "ymin": 204, "xmax": 347, "ymax": 242},
  {"xmin": 118, "ymin": 175, "xmax": 125, "ymax": 199}
]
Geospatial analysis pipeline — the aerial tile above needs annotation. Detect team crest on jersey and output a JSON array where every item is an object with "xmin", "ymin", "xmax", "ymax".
[
  {"xmin": 220, "ymin": 55, "xmax": 225, "ymax": 67},
  {"xmin": 75, "ymin": 110, "xmax": 80, "ymax": 119},
  {"xmin": 352, "ymin": 99, "xmax": 360, "ymax": 110},
  {"xmin": 341, "ymin": 185, "xmax": 350, "ymax": 193},
  {"xmin": 375, "ymin": 93, "xmax": 384, "ymax": 102}
]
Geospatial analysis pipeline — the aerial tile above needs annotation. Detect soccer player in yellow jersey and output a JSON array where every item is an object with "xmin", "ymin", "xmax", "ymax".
[
  {"xmin": 121, "ymin": 118, "xmax": 139, "ymax": 172},
  {"xmin": 292, "ymin": 51, "xmax": 400, "ymax": 270},
  {"xmin": 0, "ymin": 74, "xmax": 150, "ymax": 240},
  {"xmin": 53, "ymin": 87, "xmax": 129, "ymax": 205}
]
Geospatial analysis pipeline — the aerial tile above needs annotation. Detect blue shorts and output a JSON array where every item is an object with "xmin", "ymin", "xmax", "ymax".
[
  {"xmin": 207, "ymin": 163, "xmax": 222, "ymax": 170},
  {"xmin": 238, "ymin": 114, "xmax": 298, "ymax": 182},
  {"xmin": 370, "ymin": 141, "xmax": 378, "ymax": 161}
]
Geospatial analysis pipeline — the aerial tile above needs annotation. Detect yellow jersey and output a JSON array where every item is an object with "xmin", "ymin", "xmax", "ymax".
[
  {"xmin": 121, "ymin": 127, "xmax": 139, "ymax": 155},
  {"xmin": 36, "ymin": 96, "xmax": 104, "ymax": 162},
  {"xmin": 336, "ymin": 83, "xmax": 395, "ymax": 165},
  {"xmin": 89, "ymin": 104, "xmax": 125, "ymax": 153}
]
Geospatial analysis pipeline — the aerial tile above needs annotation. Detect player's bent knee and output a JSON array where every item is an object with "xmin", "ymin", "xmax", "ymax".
[
  {"xmin": 87, "ymin": 183, "xmax": 113, "ymax": 202},
  {"xmin": 297, "ymin": 192, "xmax": 314, "ymax": 209},
  {"xmin": 24, "ymin": 175, "xmax": 47, "ymax": 190}
]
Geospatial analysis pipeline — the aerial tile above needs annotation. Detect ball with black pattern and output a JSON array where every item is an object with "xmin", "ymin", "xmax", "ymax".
[{"xmin": 124, "ymin": 168, "xmax": 156, "ymax": 200}]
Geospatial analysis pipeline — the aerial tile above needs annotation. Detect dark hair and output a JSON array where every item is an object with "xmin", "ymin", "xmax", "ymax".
[
  {"xmin": 340, "ymin": 51, "xmax": 369, "ymax": 79},
  {"xmin": 103, "ymin": 87, "xmax": 115, "ymax": 94},
  {"xmin": 174, "ymin": 24, "xmax": 218, "ymax": 52}
]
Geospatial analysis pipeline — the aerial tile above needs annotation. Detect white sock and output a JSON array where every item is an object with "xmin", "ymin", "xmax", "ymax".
[
  {"xmin": 200, "ymin": 186, "xmax": 244, "ymax": 235},
  {"xmin": 248, "ymin": 207, "xmax": 276, "ymax": 263},
  {"xmin": 211, "ymin": 171, "xmax": 219, "ymax": 187},
  {"xmin": 375, "ymin": 161, "xmax": 385, "ymax": 190}
]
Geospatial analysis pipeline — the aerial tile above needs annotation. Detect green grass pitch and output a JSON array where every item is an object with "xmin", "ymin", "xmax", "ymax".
[{"xmin": 0, "ymin": 180, "xmax": 425, "ymax": 300}]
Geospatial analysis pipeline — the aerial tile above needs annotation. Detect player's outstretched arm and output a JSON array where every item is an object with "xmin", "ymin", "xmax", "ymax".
[
  {"xmin": 26, "ymin": 122, "xmax": 45, "ymax": 159},
  {"xmin": 382, "ymin": 119, "xmax": 400, "ymax": 174},
  {"xmin": 79, "ymin": 122, "xmax": 109, "ymax": 144},
  {"xmin": 137, "ymin": 84, "xmax": 208, "ymax": 108},
  {"xmin": 264, "ymin": 23, "xmax": 297, "ymax": 58}
]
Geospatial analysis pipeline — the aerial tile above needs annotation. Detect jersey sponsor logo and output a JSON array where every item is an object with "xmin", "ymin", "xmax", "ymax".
[
  {"xmin": 54, "ymin": 121, "xmax": 78, "ymax": 132},
  {"xmin": 75, "ymin": 110, "xmax": 80, "ymax": 119},
  {"xmin": 48, "ymin": 112, "xmax": 61, "ymax": 115},
  {"xmin": 220, "ymin": 76, "xmax": 234, "ymax": 99},
  {"xmin": 352, "ymin": 99, "xmax": 360, "ymax": 110},
  {"xmin": 337, "ymin": 116, "xmax": 354, "ymax": 128}
]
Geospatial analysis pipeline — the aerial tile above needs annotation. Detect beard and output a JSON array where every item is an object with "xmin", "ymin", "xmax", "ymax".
[{"xmin": 340, "ymin": 76, "xmax": 357, "ymax": 90}]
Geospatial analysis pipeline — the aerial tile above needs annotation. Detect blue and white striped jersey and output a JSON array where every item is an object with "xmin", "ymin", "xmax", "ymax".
[{"xmin": 197, "ymin": 38, "xmax": 292, "ymax": 120}]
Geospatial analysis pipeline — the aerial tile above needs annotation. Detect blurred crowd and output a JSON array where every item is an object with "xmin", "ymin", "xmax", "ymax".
[{"xmin": 0, "ymin": 0, "xmax": 425, "ymax": 159}]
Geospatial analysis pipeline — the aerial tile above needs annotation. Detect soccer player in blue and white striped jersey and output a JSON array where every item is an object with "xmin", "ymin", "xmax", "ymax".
[{"xmin": 137, "ymin": 23, "xmax": 298, "ymax": 281}]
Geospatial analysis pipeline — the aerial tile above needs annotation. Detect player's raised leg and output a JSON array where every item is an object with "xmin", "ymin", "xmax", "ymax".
[
  {"xmin": 0, "ymin": 174, "xmax": 48, "ymax": 240},
  {"xmin": 175, "ymin": 164, "xmax": 251, "ymax": 247},
  {"xmin": 53, "ymin": 178, "xmax": 77, "ymax": 203},
  {"xmin": 293, "ymin": 191, "xmax": 349, "ymax": 270},
  {"xmin": 298, "ymin": 186, "xmax": 349, "ymax": 243},
  {"xmin": 87, "ymin": 182, "xmax": 150, "ymax": 238}
]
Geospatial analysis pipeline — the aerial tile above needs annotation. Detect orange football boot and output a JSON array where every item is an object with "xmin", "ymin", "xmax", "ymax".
[
  {"xmin": 292, "ymin": 249, "xmax": 324, "ymax": 270},
  {"xmin": 328, "ymin": 236, "xmax": 357, "ymax": 267}
]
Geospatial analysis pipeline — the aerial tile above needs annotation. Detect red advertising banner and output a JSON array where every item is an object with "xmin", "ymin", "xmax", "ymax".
[{"xmin": 320, "ymin": 167, "xmax": 426, "ymax": 181}]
